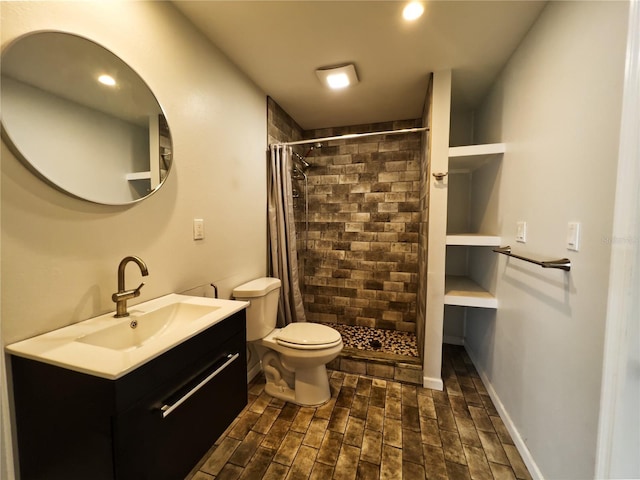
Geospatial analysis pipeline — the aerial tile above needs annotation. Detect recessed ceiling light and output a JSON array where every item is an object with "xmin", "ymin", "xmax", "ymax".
[
  {"xmin": 326, "ymin": 73, "xmax": 350, "ymax": 89},
  {"xmin": 403, "ymin": 2, "xmax": 424, "ymax": 21},
  {"xmin": 98, "ymin": 74, "xmax": 116, "ymax": 86},
  {"xmin": 316, "ymin": 64, "xmax": 359, "ymax": 90}
]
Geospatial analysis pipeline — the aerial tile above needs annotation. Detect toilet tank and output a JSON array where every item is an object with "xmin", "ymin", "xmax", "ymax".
[{"xmin": 232, "ymin": 277, "xmax": 281, "ymax": 341}]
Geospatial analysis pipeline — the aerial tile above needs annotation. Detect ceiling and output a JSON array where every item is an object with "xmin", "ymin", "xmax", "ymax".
[{"xmin": 173, "ymin": 1, "xmax": 547, "ymax": 130}]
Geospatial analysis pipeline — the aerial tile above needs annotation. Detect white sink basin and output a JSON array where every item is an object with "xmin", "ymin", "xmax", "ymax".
[
  {"xmin": 76, "ymin": 302, "xmax": 221, "ymax": 351},
  {"xmin": 5, "ymin": 294, "xmax": 248, "ymax": 379}
]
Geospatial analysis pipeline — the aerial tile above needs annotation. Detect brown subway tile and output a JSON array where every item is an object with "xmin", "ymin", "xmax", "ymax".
[
  {"xmin": 489, "ymin": 462, "xmax": 518, "ymax": 480},
  {"xmin": 273, "ymin": 430, "xmax": 304, "ymax": 466},
  {"xmin": 463, "ymin": 444, "xmax": 493, "ymax": 480},
  {"xmin": 361, "ymin": 428, "xmax": 383, "ymax": 465},
  {"xmin": 215, "ymin": 463, "xmax": 243, "ymax": 480},
  {"xmin": 440, "ymin": 430, "xmax": 467, "ymax": 465},
  {"xmin": 477, "ymin": 430, "xmax": 510, "ymax": 465},
  {"xmin": 303, "ymin": 418, "xmax": 330, "ymax": 449},
  {"xmin": 402, "ymin": 428, "xmax": 424, "ymax": 464},
  {"xmin": 417, "ymin": 394, "xmax": 437, "ymax": 419},
  {"xmin": 356, "ymin": 460, "xmax": 380, "ymax": 480},
  {"xmin": 422, "ymin": 444, "xmax": 449, "ymax": 480},
  {"xmin": 350, "ymin": 394, "xmax": 370, "ymax": 419},
  {"xmin": 291, "ymin": 407, "xmax": 316, "ymax": 433},
  {"xmin": 503, "ymin": 444, "xmax": 532, "ymax": 480},
  {"xmin": 382, "ymin": 416, "xmax": 403, "ymax": 448},
  {"xmin": 454, "ymin": 415, "xmax": 482, "ymax": 448},
  {"xmin": 189, "ymin": 345, "xmax": 533, "ymax": 480},
  {"xmin": 252, "ymin": 406, "xmax": 281, "ymax": 434},
  {"xmin": 490, "ymin": 415, "xmax": 514, "ymax": 445},
  {"xmin": 237, "ymin": 447, "xmax": 275, "ymax": 480},
  {"xmin": 469, "ymin": 405, "xmax": 496, "ymax": 433},
  {"xmin": 420, "ymin": 417, "xmax": 442, "ymax": 447},
  {"xmin": 380, "ymin": 445, "xmax": 403, "ymax": 480},
  {"xmin": 328, "ymin": 406, "xmax": 351, "ymax": 433},
  {"xmin": 446, "ymin": 461, "xmax": 472, "ymax": 479},
  {"xmin": 286, "ymin": 444, "xmax": 318, "ymax": 480},
  {"xmin": 333, "ymin": 444, "xmax": 361, "ymax": 480},
  {"xmin": 401, "ymin": 404, "xmax": 421, "ymax": 432},
  {"xmin": 309, "ymin": 461, "xmax": 335, "ymax": 480},
  {"xmin": 316, "ymin": 430, "xmax": 344, "ymax": 466},
  {"xmin": 261, "ymin": 418, "xmax": 293, "ymax": 451},
  {"xmin": 200, "ymin": 437, "xmax": 241, "ymax": 476},
  {"xmin": 435, "ymin": 403, "xmax": 457, "ymax": 432}
]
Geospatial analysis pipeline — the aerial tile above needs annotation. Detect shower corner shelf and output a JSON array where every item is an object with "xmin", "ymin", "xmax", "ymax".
[
  {"xmin": 446, "ymin": 233, "xmax": 501, "ymax": 246},
  {"xmin": 444, "ymin": 275, "xmax": 497, "ymax": 309}
]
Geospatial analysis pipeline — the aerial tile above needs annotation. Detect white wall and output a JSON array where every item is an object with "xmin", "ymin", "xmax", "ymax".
[
  {"xmin": 467, "ymin": 2, "xmax": 629, "ymax": 479},
  {"xmin": 1, "ymin": 2, "xmax": 267, "ymax": 477}
]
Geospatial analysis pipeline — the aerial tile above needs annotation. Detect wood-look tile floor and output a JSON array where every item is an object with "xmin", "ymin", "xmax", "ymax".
[{"xmin": 186, "ymin": 345, "xmax": 532, "ymax": 480}]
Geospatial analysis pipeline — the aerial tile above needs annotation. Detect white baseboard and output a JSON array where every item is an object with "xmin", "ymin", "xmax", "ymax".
[
  {"xmin": 423, "ymin": 375, "xmax": 444, "ymax": 391},
  {"xmin": 464, "ymin": 344, "xmax": 544, "ymax": 480}
]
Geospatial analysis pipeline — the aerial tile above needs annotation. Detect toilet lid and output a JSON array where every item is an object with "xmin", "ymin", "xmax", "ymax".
[{"xmin": 274, "ymin": 322, "xmax": 342, "ymax": 347}]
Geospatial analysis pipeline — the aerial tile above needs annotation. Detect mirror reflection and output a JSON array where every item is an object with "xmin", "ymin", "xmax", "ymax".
[{"xmin": 1, "ymin": 31, "xmax": 172, "ymax": 205}]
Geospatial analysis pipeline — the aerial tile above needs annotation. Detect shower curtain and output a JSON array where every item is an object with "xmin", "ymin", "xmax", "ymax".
[{"xmin": 268, "ymin": 145, "xmax": 307, "ymax": 326}]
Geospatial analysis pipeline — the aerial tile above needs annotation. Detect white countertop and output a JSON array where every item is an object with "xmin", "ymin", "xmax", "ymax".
[{"xmin": 5, "ymin": 294, "xmax": 248, "ymax": 380}]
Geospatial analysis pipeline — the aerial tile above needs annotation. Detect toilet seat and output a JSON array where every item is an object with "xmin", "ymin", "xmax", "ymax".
[{"xmin": 273, "ymin": 323, "xmax": 342, "ymax": 350}]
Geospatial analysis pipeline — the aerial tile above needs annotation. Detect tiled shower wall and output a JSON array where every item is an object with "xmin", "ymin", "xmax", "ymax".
[
  {"xmin": 302, "ymin": 122, "xmax": 422, "ymax": 333},
  {"xmin": 267, "ymin": 98, "xmax": 430, "ymax": 338},
  {"xmin": 267, "ymin": 97, "xmax": 304, "ymax": 146}
]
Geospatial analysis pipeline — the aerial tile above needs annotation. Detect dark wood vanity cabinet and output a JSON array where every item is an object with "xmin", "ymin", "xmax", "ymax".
[{"xmin": 10, "ymin": 310, "xmax": 247, "ymax": 480}]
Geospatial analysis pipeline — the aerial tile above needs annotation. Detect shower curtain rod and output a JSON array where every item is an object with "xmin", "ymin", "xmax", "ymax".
[{"xmin": 271, "ymin": 126, "xmax": 429, "ymax": 147}]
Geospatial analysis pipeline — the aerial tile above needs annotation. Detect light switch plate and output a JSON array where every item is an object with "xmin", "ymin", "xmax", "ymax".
[
  {"xmin": 516, "ymin": 221, "xmax": 527, "ymax": 243},
  {"xmin": 193, "ymin": 218, "xmax": 205, "ymax": 240},
  {"xmin": 567, "ymin": 221, "xmax": 580, "ymax": 251}
]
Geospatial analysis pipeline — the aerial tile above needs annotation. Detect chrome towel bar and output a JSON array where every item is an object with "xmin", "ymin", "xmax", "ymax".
[{"xmin": 493, "ymin": 246, "xmax": 571, "ymax": 271}]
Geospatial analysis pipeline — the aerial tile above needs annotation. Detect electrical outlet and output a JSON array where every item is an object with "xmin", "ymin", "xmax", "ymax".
[
  {"xmin": 567, "ymin": 221, "xmax": 580, "ymax": 251},
  {"xmin": 516, "ymin": 221, "xmax": 527, "ymax": 243},
  {"xmin": 193, "ymin": 218, "xmax": 204, "ymax": 240}
]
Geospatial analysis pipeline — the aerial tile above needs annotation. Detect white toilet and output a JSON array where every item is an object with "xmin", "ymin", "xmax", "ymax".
[{"xmin": 233, "ymin": 277, "xmax": 343, "ymax": 406}]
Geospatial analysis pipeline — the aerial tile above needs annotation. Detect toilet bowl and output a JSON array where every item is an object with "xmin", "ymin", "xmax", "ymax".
[{"xmin": 233, "ymin": 277, "xmax": 343, "ymax": 406}]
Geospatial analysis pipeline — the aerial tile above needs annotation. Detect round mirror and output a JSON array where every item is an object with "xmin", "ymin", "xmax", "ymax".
[{"xmin": 1, "ymin": 31, "xmax": 172, "ymax": 205}]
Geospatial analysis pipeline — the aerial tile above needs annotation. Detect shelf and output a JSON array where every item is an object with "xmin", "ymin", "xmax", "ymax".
[
  {"xmin": 444, "ymin": 275, "xmax": 497, "ymax": 309},
  {"xmin": 448, "ymin": 143, "xmax": 505, "ymax": 172},
  {"xmin": 446, "ymin": 234, "xmax": 501, "ymax": 246},
  {"xmin": 126, "ymin": 171, "xmax": 151, "ymax": 181},
  {"xmin": 449, "ymin": 143, "xmax": 506, "ymax": 158}
]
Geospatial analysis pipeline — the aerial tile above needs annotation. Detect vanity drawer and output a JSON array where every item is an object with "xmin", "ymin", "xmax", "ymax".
[
  {"xmin": 113, "ymin": 329, "xmax": 247, "ymax": 480},
  {"xmin": 113, "ymin": 310, "xmax": 245, "ymax": 411}
]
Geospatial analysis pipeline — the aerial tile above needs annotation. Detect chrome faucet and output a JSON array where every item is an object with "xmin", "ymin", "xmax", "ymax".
[{"xmin": 112, "ymin": 256, "xmax": 149, "ymax": 318}]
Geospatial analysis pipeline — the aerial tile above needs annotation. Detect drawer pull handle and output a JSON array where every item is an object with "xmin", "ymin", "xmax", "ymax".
[{"xmin": 160, "ymin": 353, "xmax": 239, "ymax": 418}]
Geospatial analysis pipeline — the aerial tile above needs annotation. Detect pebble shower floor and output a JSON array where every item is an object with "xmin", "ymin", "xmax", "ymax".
[{"xmin": 321, "ymin": 323, "xmax": 420, "ymax": 358}]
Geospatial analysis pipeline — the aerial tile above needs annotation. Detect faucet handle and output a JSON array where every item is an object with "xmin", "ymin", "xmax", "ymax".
[{"xmin": 133, "ymin": 282, "xmax": 145, "ymax": 296}]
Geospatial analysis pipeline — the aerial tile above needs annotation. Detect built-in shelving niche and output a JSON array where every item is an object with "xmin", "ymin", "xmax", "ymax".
[{"xmin": 443, "ymin": 143, "xmax": 504, "ymax": 344}]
